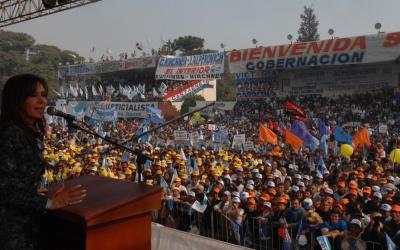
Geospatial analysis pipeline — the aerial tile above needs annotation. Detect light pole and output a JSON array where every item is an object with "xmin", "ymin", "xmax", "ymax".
[
  {"xmin": 328, "ymin": 28, "xmax": 335, "ymax": 39},
  {"xmin": 287, "ymin": 34, "xmax": 293, "ymax": 44},
  {"xmin": 252, "ymin": 38, "xmax": 258, "ymax": 48}
]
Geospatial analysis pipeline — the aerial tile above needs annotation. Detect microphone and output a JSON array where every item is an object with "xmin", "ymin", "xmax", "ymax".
[{"xmin": 46, "ymin": 107, "xmax": 76, "ymax": 121}]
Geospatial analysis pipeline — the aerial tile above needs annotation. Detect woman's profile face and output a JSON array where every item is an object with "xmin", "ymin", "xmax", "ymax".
[{"xmin": 23, "ymin": 82, "xmax": 47, "ymax": 125}]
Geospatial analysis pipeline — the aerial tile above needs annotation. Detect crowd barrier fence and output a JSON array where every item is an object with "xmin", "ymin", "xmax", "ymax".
[{"xmin": 153, "ymin": 201, "xmax": 384, "ymax": 250}]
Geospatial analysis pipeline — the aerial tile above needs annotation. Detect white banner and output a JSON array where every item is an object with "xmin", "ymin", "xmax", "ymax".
[
  {"xmin": 232, "ymin": 134, "xmax": 246, "ymax": 148},
  {"xmin": 190, "ymin": 131, "xmax": 200, "ymax": 144},
  {"xmin": 67, "ymin": 101, "xmax": 158, "ymax": 118},
  {"xmin": 229, "ymin": 31, "xmax": 400, "ymax": 73},
  {"xmin": 379, "ymin": 124, "xmax": 388, "ymax": 134},
  {"xmin": 156, "ymin": 52, "xmax": 224, "ymax": 80},
  {"xmin": 174, "ymin": 130, "xmax": 189, "ymax": 141},
  {"xmin": 244, "ymin": 141, "xmax": 254, "ymax": 151}
]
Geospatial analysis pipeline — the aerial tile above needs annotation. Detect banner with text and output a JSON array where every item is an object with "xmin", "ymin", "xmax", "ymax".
[
  {"xmin": 155, "ymin": 52, "xmax": 224, "ymax": 80},
  {"xmin": 163, "ymin": 80, "xmax": 215, "ymax": 102},
  {"xmin": 67, "ymin": 101, "xmax": 158, "ymax": 118},
  {"xmin": 174, "ymin": 130, "xmax": 189, "ymax": 141},
  {"xmin": 228, "ymin": 31, "xmax": 400, "ymax": 73}
]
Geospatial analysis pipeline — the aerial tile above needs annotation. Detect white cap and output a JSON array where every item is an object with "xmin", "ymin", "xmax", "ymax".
[
  {"xmin": 247, "ymin": 179, "xmax": 255, "ymax": 185},
  {"xmin": 223, "ymin": 190, "xmax": 231, "ymax": 196},
  {"xmin": 240, "ymin": 192, "xmax": 249, "ymax": 200},
  {"xmin": 285, "ymin": 176, "xmax": 292, "ymax": 182},
  {"xmin": 256, "ymin": 173, "xmax": 263, "ymax": 179},
  {"xmin": 218, "ymin": 180, "xmax": 225, "ymax": 186},
  {"xmin": 303, "ymin": 198, "xmax": 313, "ymax": 209},
  {"xmin": 188, "ymin": 191, "xmax": 196, "ymax": 197},
  {"xmin": 350, "ymin": 219, "xmax": 362, "ymax": 228},
  {"xmin": 372, "ymin": 185, "xmax": 380, "ymax": 192},
  {"xmin": 267, "ymin": 181, "xmax": 275, "ymax": 187},
  {"xmin": 303, "ymin": 175, "xmax": 310, "ymax": 180},
  {"xmin": 223, "ymin": 174, "xmax": 232, "ymax": 181},
  {"xmin": 381, "ymin": 203, "xmax": 392, "ymax": 212},
  {"xmin": 373, "ymin": 192, "xmax": 382, "ymax": 199},
  {"xmin": 263, "ymin": 201, "xmax": 272, "ymax": 208},
  {"xmin": 232, "ymin": 191, "xmax": 240, "ymax": 198},
  {"xmin": 323, "ymin": 170, "xmax": 330, "ymax": 175},
  {"xmin": 295, "ymin": 174, "xmax": 302, "ymax": 179},
  {"xmin": 236, "ymin": 167, "xmax": 243, "ymax": 172},
  {"xmin": 291, "ymin": 186, "xmax": 300, "ymax": 192},
  {"xmin": 252, "ymin": 168, "xmax": 259, "ymax": 174},
  {"xmin": 246, "ymin": 184, "xmax": 254, "ymax": 190},
  {"xmin": 387, "ymin": 176, "xmax": 395, "ymax": 182},
  {"xmin": 232, "ymin": 197, "xmax": 241, "ymax": 203},
  {"xmin": 325, "ymin": 188, "xmax": 334, "ymax": 195},
  {"xmin": 298, "ymin": 181, "xmax": 305, "ymax": 187}
]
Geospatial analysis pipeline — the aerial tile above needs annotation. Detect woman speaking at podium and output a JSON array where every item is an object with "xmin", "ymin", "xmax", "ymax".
[{"xmin": 0, "ymin": 74, "xmax": 87, "ymax": 250}]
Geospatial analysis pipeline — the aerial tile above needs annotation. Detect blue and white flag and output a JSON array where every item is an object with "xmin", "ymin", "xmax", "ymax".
[{"xmin": 316, "ymin": 235, "xmax": 332, "ymax": 250}]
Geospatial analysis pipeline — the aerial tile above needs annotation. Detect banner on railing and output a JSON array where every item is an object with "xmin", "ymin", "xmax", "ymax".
[
  {"xmin": 59, "ymin": 57, "xmax": 157, "ymax": 76},
  {"xmin": 228, "ymin": 31, "xmax": 400, "ymax": 73},
  {"xmin": 155, "ymin": 52, "xmax": 224, "ymax": 80},
  {"xmin": 162, "ymin": 80, "xmax": 215, "ymax": 102},
  {"xmin": 67, "ymin": 101, "xmax": 158, "ymax": 118}
]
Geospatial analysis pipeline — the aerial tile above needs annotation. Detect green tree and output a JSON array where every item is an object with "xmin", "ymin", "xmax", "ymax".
[
  {"xmin": 0, "ymin": 30, "xmax": 35, "ymax": 52},
  {"xmin": 217, "ymin": 55, "xmax": 236, "ymax": 101},
  {"xmin": 172, "ymin": 36, "xmax": 205, "ymax": 55},
  {"xmin": 0, "ymin": 30, "xmax": 84, "ymax": 101},
  {"xmin": 180, "ymin": 95, "xmax": 205, "ymax": 115},
  {"xmin": 297, "ymin": 5, "xmax": 320, "ymax": 42}
]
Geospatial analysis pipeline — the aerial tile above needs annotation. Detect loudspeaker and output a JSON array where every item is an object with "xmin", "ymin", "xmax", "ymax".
[
  {"xmin": 42, "ymin": 0, "xmax": 57, "ymax": 8},
  {"xmin": 58, "ymin": 0, "xmax": 72, "ymax": 4}
]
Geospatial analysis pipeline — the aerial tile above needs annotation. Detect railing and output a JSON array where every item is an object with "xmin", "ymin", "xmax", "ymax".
[{"xmin": 153, "ymin": 201, "xmax": 384, "ymax": 250}]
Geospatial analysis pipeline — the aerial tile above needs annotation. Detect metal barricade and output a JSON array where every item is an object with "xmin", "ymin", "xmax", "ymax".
[{"xmin": 153, "ymin": 202, "xmax": 387, "ymax": 250}]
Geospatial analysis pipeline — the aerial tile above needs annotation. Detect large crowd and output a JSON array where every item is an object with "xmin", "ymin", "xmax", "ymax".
[{"xmin": 41, "ymin": 88, "xmax": 400, "ymax": 250}]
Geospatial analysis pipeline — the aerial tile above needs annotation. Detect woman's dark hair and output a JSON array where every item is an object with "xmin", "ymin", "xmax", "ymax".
[{"xmin": 0, "ymin": 73, "xmax": 48, "ymax": 136}]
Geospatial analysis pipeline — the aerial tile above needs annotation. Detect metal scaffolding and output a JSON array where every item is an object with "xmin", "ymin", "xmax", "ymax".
[{"xmin": 0, "ymin": 0, "xmax": 101, "ymax": 28}]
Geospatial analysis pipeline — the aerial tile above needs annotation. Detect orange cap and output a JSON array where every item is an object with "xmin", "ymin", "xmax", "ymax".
[
  {"xmin": 363, "ymin": 186, "xmax": 372, "ymax": 194},
  {"xmin": 274, "ymin": 197, "xmax": 287, "ymax": 204},
  {"xmin": 260, "ymin": 193, "xmax": 271, "ymax": 201},
  {"xmin": 247, "ymin": 198, "xmax": 257, "ymax": 205},
  {"xmin": 392, "ymin": 204, "xmax": 400, "ymax": 212}
]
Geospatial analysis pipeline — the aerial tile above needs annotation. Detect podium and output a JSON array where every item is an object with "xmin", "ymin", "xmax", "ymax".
[{"xmin": 41, "ymin": 175, "xmax": 162, "ymax": 250}]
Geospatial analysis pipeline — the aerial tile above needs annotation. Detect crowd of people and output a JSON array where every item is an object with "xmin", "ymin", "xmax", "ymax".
[{"xmin": 36, "ymin": 88, "xmax": 400, "ymax": 249}]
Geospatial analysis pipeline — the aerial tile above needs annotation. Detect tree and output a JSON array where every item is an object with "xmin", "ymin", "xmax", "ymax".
[
  {"xmin": 172, "ymin": 36, "xmax": 205, "ymax": 55},
  {"xmin": 180, "ymin": 95, "xmax": 205, "ymax": 115},
  {"xmin": 0, "ymin": 30, "xmax": 84, "ymax": 101},
  {"xmin": 297, "ymin": 5, "xmax": 320, "ymax": 42}
]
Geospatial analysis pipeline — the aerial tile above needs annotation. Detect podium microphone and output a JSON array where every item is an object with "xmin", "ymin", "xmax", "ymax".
[{"xmin": 46, "ymin": 107, "xmax": 76, "ymax": 122}]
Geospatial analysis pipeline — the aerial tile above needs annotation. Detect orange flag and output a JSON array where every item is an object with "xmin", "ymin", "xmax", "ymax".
[
  {"xmin": 353, "ymin": 128, "xmax": 371, "ymax": 148},
  {"xmin": 259, "ymin": 123, "xmax": 278, "ymax": 145},
  {"xmin": 284, "ymin": 129, "xmax": 304, "ymax": 153}
]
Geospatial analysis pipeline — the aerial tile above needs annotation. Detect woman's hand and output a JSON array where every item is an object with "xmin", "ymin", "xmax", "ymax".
[{"xmin": 47, "ymin": 184, "xmax": 87, "ymax": 210}]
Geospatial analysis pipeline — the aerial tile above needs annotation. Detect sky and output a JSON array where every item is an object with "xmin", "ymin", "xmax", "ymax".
[{"xmin": 5, "ymin": 0, "xmax": 400, "ymax": 61}]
